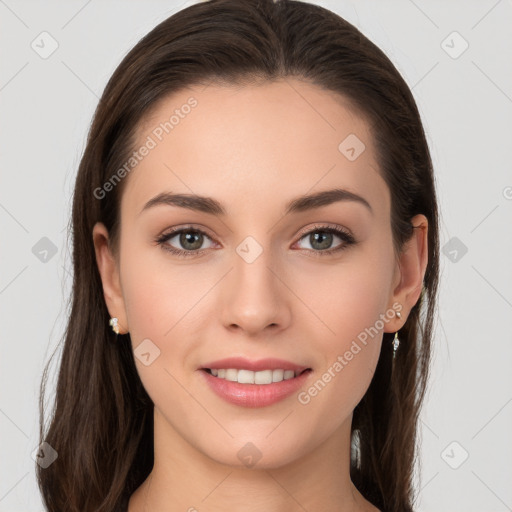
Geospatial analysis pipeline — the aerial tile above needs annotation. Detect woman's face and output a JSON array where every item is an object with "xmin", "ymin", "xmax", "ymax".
[{"xmin": 95, "ymin": 78, "xmax": 424, "ymax": 469}]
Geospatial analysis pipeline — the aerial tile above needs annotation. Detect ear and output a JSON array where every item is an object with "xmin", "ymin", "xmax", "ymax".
[
  {"xmin": 92, "ymin": 222, "xmax": 129, "ymax": 334},
  {"xmin": 386, "ymin": 214, "xmax": 428, "ymax": 331}
]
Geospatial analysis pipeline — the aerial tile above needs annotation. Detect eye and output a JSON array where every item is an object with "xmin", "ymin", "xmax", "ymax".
[
  {"xmin": 294, "ymin": 224, "xmax": 356, "ymax": 255},
  {"xmin": 155, "ymin": 223, "xmax": 356, "ymax": 259},
  {"xmin": 155, "ymin": 225, "xmax": 216, "ymax": 258}
]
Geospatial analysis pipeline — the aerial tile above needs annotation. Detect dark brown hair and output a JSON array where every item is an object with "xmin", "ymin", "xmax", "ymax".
[{"xmin": 37, "ymin": 1, "xmax": 439, "ymax": 511}]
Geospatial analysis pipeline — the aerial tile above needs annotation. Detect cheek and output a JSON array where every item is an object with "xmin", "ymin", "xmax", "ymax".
[
  {"xmin": 292, "ymin": 237, "xmax": 395, "ymax": 350},
  {"xmin": 119, "ymin": 243, "xmax": 210, "ymax": 417},
  {"xmin": 119, "ymin": 239, "xmax": 222, "ymax": 399},
  {"xmin": 292, "ymin": 239, "xmax": 395, "ymax": 419},
  {"xmin": 120, "ymin": 238, "xmax": 211, "ymax": 341}
]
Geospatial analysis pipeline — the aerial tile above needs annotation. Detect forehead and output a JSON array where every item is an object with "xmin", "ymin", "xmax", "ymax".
[{"xmin": 121, "ymin": 79, "xmax": 388, "ymax": 221}]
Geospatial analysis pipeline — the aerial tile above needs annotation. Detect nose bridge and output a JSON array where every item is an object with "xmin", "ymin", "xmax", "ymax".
[{"xmin": 220, "ymin": 235, "xmax": 289, "ymax": 333}]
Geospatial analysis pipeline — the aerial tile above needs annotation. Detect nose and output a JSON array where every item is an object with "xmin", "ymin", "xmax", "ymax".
[{"xmin": 220, "ymin": 246, "xmax": 291, "ymax": 337}]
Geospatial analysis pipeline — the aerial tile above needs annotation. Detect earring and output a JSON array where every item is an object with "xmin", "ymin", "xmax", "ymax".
[
  {"xmin": 393, "ymin": 308, "xmax": 402, "ymax": 358},
  {"xmin": 392, "ymin": 332, "xmax": 400, "ymax": 359},
  {"xmin": 391, "ymin": 307, "xmax": 402, "ymax": 360},
  {"xmin": 109, "ymin": 317, "xmax": 120, "ymax": 335}
]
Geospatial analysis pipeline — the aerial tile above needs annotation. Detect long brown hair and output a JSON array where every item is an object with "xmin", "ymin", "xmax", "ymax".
[{"xmin": 37, "ymin": 1, "xmax": 439, "ymax": 510}]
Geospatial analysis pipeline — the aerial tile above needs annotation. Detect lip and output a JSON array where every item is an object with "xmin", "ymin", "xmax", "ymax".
[
  {"xmin": 199, "ymin": 357, "xmax": 310, "ymax": 373},
  {"xmin": 199, "ymin": 367, "xmax": 313, "ymax": 408}
]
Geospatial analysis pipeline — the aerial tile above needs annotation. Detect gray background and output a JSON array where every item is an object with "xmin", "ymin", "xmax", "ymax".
[{"xmin": 1, "ymin": 0, "xmax": 511, "ymax": 510}]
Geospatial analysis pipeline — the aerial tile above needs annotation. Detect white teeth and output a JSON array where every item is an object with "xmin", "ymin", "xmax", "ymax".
[
  {"xmin": 238, "ymin": 369, "xmax": 256, "ymax": 384},
  {"xmin": 207, "ymin": 368, "xmax": 305, "ymax": 384},
  {"xmin": 284, "ymin": 370, "xmax": 295, "ymax": 380},
  {"xmin": 272, "ymin": 369, "xmax": 284, "ymax": 382},
  {"xmin": 225, "ymin": 369, "xmax": 238, "ymax": 382}
]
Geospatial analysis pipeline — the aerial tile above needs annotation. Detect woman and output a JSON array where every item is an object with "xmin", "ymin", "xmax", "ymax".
[{"xmin": 37, "ymin": 0, "xmax": 439, "ymax": 511}]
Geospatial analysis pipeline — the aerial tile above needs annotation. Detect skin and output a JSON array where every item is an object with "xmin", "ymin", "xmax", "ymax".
[{"xmin": 93, "ymin": 78, "xmax": 428, "ymax": 512}]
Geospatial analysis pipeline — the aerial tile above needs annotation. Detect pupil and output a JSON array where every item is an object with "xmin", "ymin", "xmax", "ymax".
[
  {"xmin": 311, "ymin": 231, "xmax": 332, "ymax": 250},
  {"xmin": 181, "ymin": 231, "xmax": 202, "ymax": 250}
]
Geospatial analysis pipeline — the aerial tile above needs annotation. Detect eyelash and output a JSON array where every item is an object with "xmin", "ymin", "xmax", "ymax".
[{"xmin": 154, "ymin": 223, "xmax": 356, "ymax": 259}]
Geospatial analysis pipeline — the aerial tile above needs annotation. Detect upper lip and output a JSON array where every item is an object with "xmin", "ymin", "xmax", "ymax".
[{"xmin": 200, "ymin": 357, "xmax": 311, "ymax": 373}]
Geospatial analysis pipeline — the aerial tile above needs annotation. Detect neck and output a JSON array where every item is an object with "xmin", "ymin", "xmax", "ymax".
[{"xmin": 128, "ymin": 407, "xmax": 378, "ymax": 512}]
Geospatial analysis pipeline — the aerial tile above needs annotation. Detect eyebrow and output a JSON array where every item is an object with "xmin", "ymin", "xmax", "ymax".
[{"xmin": 139, "ymin": 188, "xmax": 373, "ymax": 217}]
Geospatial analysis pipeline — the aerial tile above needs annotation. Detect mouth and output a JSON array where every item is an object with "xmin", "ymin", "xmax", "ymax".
[{"xmin": 198, "ymin": 361, "xmax": 314, "ymax": 408}]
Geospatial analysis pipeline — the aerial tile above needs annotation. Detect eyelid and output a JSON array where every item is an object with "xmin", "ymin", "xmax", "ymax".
[
  {"xmin": 157, "ymin": 223, "xmax": 217, "ymax": 241},
  {"xmin": 295, "ymin": 222, "xmax": 353, "ymax": 240}
]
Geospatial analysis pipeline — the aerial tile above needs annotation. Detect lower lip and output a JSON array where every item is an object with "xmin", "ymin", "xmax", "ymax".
[{"xmin": 199, "ymin": 369, "xmax": 313, "ymax": 408}]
